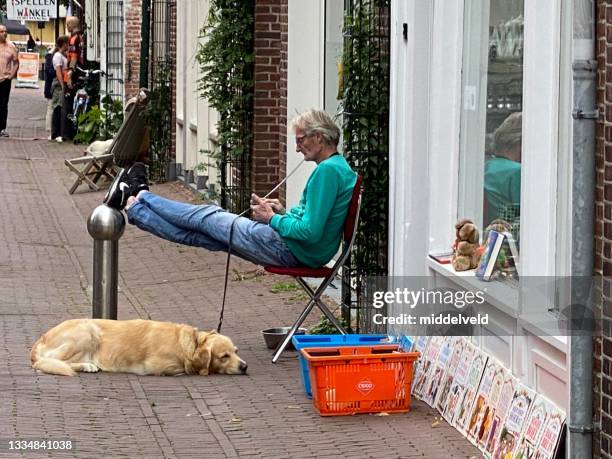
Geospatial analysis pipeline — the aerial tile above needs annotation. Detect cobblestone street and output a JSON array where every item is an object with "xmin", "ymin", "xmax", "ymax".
[{"xmin": 0, "ymin": 87, "xmax": 480, "ymax": 458}]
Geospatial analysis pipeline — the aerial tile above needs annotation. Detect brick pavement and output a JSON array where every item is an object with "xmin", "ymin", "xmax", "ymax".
[{"xmin": 0, "ymin": 87, "xmax": 481, "ymax": 458}]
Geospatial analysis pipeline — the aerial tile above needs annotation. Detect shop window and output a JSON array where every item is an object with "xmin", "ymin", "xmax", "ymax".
[{"xmin": 458, "ymin": 0, "xmax": 524, "ymax": 247}]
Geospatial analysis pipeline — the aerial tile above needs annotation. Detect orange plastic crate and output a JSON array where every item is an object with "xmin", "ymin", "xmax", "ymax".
[{"xmin": 301, "ymin": 345, "xmax": 420, "ymax": 416}]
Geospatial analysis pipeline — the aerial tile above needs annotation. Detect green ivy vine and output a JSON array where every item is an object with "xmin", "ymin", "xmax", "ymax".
[
  {"xmin": 144, "ymin": 58, "xmax": 172, "ymax": 182},
  {"xmin": 340, "ymin": 0, "xmax": 390, "ymax": 331},
  {"xmin": 196, "ymin": 0, "xmax": 254, "ymax": 164}
]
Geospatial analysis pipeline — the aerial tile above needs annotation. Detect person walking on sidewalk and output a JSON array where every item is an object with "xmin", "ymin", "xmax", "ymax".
[
  {"xmin": 0, "ymin": 25, "xmax": 19, "ymax": 138},
  {"xmin": 62, "ymin": 16, "xmax": 85, "ymax": 140},
  {"xmin": 104, "ymin": 109, "xmax": 357, "ymax": 268},
  {"xmin": 50, "ymin": 36, "xmax": 69, "ymax": 143}
]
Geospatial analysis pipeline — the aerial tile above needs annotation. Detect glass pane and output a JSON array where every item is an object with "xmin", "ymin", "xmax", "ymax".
[{"xmin": 459, "ymin": 0, "xmax": 523, "ymax": 251}]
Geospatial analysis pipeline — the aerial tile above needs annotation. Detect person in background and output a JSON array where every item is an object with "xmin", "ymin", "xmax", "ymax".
[
  {"xmin": 0, "ymin": 25, "xmax": 19, "ymax": 138},
  {"xmin": 50, "ymin": 36, "xmax": 69, "ymax": 143},
  {"xmin": 26, "ymin": 33, "xmax": 36, "ymax": 51},
  {"xmin": 43, "ymin": 49, "xmax": 55, "ymax": 135},
  {"xmin": 483, "ymin": 112, "xmax": 522, "ymax": 225},
  {"xmin": 65, "ymin": 16, "xmax": 84, "ymax": 81},
  {"xmin": 62, "ymin": 16, "xmax": 85, "ymax": 140}
]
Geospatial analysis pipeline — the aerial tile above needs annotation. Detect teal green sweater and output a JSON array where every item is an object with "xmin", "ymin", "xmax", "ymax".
[
  {"xmin": 484, "ymin": 156, "xmax": 521, "ymax": 222},
  {"xmin": 269, "ymin": 154, "xmax": 357, "ymax": 267}
]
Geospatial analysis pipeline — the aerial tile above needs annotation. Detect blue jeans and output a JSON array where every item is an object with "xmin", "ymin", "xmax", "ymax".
[{"xmin": 126, "ymin": 192, "xmax": 301, "ymax": 267}]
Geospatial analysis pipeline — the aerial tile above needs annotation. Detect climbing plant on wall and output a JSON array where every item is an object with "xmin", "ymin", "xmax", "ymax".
[
  {"xmin": 340, "ymin": 0, "xmax": 390, "ymax": 333},
  {"xmin": 196, "ymin": 0, "xmax": 254, "ymax": 212},
  {"xmin": 144, "ymin": 58, "xmax": 172, "ymax": 183}
]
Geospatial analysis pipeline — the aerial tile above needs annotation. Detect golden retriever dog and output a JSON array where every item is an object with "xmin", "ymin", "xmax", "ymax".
[{"xmin": 31, "ymin": 319, "xmax": 247, "ymax": 377}]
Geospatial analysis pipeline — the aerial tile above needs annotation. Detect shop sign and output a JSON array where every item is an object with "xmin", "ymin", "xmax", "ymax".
[{"xmin": 7, "ymin": 0, "xmax": 57, "ymax": 21}]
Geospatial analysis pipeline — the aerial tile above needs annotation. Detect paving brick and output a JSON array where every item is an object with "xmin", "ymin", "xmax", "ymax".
[{"xmin": 0, "ymin": 87, "xmax": 481, "ymax": 458}]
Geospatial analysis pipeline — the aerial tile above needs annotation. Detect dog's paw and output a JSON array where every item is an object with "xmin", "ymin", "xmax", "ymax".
[{"xmin": 76, "ymin": 363, "xmax": 99, "ymax": 373}]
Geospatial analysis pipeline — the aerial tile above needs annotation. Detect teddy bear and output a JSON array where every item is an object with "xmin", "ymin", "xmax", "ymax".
[{"xmin": 452, "ymin": 218, "xmax": 481, "ymax": 271}]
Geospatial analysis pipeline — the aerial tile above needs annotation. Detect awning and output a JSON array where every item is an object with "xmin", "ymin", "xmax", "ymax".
[{"xmin": 1, "ymin": 19, "xmax": 30, "ymax": 36}]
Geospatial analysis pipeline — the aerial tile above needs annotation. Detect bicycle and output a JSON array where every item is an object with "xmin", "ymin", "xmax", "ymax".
[{"xmin": 69, "ymin": 67, "xmax": 108, "ymax": 124}]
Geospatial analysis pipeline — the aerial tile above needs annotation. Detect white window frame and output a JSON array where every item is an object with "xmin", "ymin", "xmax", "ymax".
[
  {"xmin": 426, "ymin": 0, "xmax": 564, "ymax": 283},
  {"xmin": 390, "ymin": 0, "xmax": 569, "ymax": 313}
]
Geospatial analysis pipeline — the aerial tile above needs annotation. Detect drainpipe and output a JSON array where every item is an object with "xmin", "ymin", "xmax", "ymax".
[
  {"xmin": 568, "ymin": 0, "xmax": 596, "ymax": 457},
  {"xmin": 139, "ymin": 0, "xmax": 151, "ymax": 88}
]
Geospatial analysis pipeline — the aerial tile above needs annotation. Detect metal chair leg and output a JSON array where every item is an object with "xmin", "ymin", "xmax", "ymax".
[
  {"xmin": 295, "ymin": 277, "xmax": 347, "ymax": 334},
  {"xmin": 271, "ymin": 298, "xmax": 317, "ymax": 364},
  {"xmin": 314, "ymin": 297, "xmax": 347, "ymax": 334}
]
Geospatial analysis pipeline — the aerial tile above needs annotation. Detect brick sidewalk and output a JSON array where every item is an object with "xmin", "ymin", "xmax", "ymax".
[{"xmin": 0, "ymin": 87, "xmax": 481, "ymax": 458}]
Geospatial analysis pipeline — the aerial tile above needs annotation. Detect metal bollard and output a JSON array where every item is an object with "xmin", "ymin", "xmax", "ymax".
[{"xmin": 87, "ymin": 205, "xmax": 125, "ymax": 319}]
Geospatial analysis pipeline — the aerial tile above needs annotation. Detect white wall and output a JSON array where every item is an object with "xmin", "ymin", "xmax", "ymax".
[
  {"xmin": 286, "ymin": 0, "xmax": 325, "ymax": 206},
  {"xmin": 175, "ymin": 0, "xmax": 218, "ymax": 188},
  {"xmin": 388, "ymin": 0, "xmax": 434, "ymax": 276}
]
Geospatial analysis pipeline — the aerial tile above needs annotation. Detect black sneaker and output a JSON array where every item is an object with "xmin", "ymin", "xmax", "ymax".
[
  {"xmin": 103, "ymin": 168, "xmax": 131, "ymax": 210},
  {"xmin": 126, "ymin": 162, "xmax": 149, "ymax": 196},
  {"xmin": 0, "ymin": 130, "xmax": 9, "ymax": 138}
]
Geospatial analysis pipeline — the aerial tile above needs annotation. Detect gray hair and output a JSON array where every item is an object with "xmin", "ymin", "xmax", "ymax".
[
  {"xmin": 290, "ymin": 109, "xmax": 341, "ymax": 148},
  {"xmin": 494, "ymin": 112, "xmax": 522, "ymax": 153}
]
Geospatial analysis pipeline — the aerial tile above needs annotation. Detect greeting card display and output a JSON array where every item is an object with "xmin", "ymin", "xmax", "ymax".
[
  {"xmin": 442, "ymin": 341, "xmax": 477, "ymax": 423},
  {"xmin": 412, "ymin": 335, "xmax": 444, "ymax": 398},
  {"xmin": 422, "ymin": 336, "xmax": 457, "ymax": 406},
  {"xmin": 490, "ymin": 384, "xmax": 536, "ymax": 459},
  {"xmin": 410, "ymin": 336, "xmax": 430, "ymax": 391},
  {"xmin": 454, "ymin": 349, "xmax": 488, "ymax": 432},
  {"xmin": 533, "ymin": 408, "xmax": 566, "ymax": 459},
  {"xmin": 512, "ymin": 395, "xmax": 559, "ymax": 458},
  {"xmin": 464, "ymin": 358, "xmax": 506, "ymax": 448},
  {"xmin": 483, "ymin": 375, "xmax": 519, "ymax": 457},
  {"xmin": 434, "ymin": 337, "xmax": 467, "ymax": 414}
]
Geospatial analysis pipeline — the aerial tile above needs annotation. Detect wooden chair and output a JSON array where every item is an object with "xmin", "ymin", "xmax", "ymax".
[{"xmin": 64, "ymin": 89, "xmax": 150, "ymax": 194}]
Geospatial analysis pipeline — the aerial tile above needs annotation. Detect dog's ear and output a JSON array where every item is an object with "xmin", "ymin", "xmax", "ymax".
[
  {"xmin": 196, "ymin": 331, "xmax": 213, "ymax": 375},
  {"xmin": 198, "ymin": 330, "xmax": 216, "ymax": 344}
]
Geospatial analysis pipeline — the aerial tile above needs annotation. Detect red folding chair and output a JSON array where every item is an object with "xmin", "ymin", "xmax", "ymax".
[{"xmin": 265, "ymin": 175, "xmax": 363, "ymax": 363}]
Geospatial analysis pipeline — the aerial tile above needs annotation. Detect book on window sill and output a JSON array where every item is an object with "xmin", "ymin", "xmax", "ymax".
[
  {"xmin": 502, "ymin": 231, "xmax": 520, "ymax": 276},
  {"xmin": 475, "ymin": 230, "xmax": 505, "ymax": 281}
]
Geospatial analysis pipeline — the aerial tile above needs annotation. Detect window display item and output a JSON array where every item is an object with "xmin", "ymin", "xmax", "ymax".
[
  {"xmin": 452, "ymin": 218, "xmax": 482, "ymax": 271},
  {"xmin": 476, "ymin": 230, "xmax": 506, "ymax": 281}
]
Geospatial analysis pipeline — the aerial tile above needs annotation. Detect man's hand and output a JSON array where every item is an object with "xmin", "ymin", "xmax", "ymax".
[
  {"xmin": 264, "ymin": 198, "xmax": 285, "ymax": 214},
  {"xmin": 250, "ymin": 193, "xmax": 275, "ymax": 224}
]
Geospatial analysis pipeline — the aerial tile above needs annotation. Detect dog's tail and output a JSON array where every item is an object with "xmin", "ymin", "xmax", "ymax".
[{"xmin": 32, "ymin": 357, "xmax": 76, "ymax": 376}]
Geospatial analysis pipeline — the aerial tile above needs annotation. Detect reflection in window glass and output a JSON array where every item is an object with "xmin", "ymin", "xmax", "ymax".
[
  {"xmin": 484, "ymin": 3, "xmax": 523, "ymax": 234},
  {"xmin": 460, "ymin": 0, "xmax": 524, "ymax": 250}
]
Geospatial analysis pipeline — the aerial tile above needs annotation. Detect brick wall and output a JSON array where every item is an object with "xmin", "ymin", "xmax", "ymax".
[
  {"xmin": 124, "ymin": 0, "xmax": 142, "ymax": 102},
  {"xmin": 596, "ymin": 1, "xmax": 612, "ymax": 456},
  {"xmin": 251, "ymin": 0, "xmax": 288, "ymax": 202}
]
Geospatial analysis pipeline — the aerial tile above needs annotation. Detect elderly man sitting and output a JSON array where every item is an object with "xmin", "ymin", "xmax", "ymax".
[{"xmin": 104, "ymin": 109, "xmax": 357, "ymax": 268}]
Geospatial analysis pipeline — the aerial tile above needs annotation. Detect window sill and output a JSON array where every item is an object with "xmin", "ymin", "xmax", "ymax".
[
  {"xmin": 427, "ymin": 258, "xmax": 519, "ymax": 318},
  {"xmin": 427, "ymin": 258, "xmax": 568, "ymax": 352}
]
